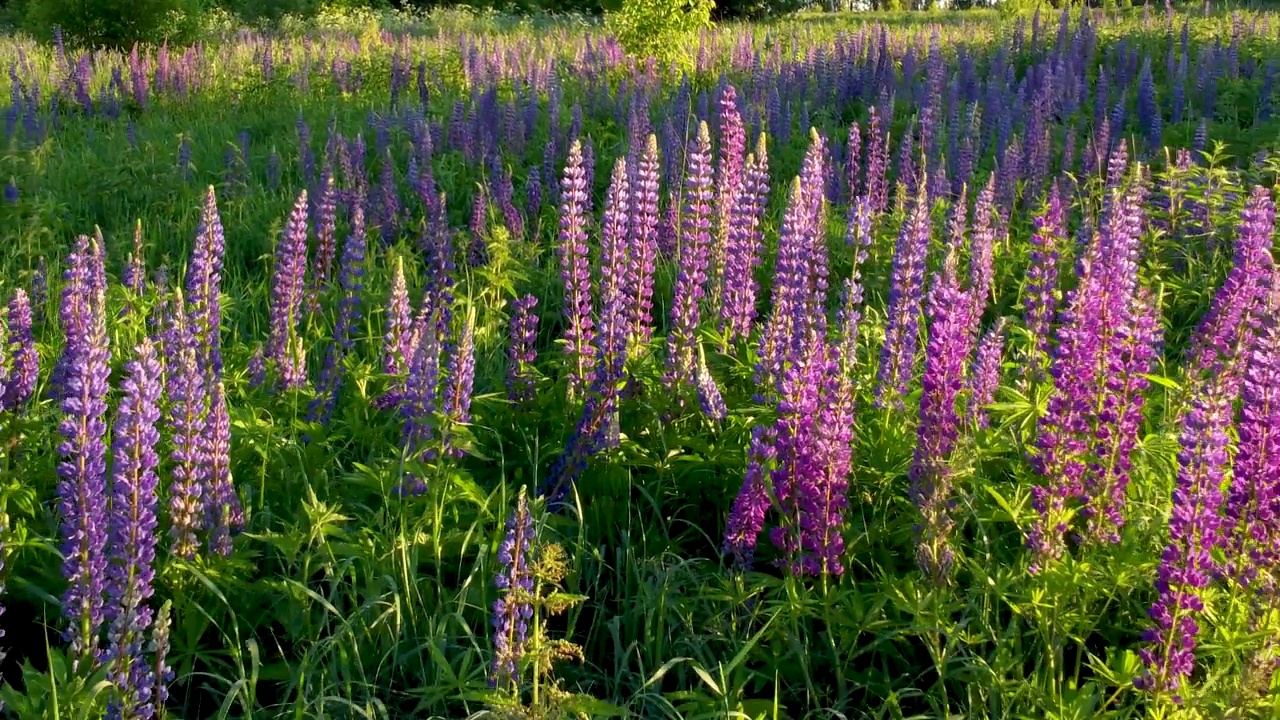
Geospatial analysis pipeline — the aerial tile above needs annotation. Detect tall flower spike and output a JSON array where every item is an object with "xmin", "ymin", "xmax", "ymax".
[
  {"xmin": 204, "ymin": 381, "xmax": 240, "ymax": 557},
  {"xmin": 709, "ymin": 85, "xmax": 746, "ymax": 316},
  {"xmin": 56, "ymin": 234, "xmax": 111, "ymax": 670},
  {"xmin": 507, "ymin": 295, "xmax": 539, "ymax": 404},
  {"xmin": 186, "ymin": 186, "xmax": 226, "ymax": 377},
  {"xmin": 491, "ymin": 486, "xmax": 535, "ymax": 690},
  {"xmin": 442, "ymin": 312, "xmax": 476, "ymax": 458},
  {"xmin": 104, "ymin": 340, "xmax": 162, "ymax": 719},
  {"xmin": 968, "ymin": 174, "xmax": 999, "ymax": 335},
  {"xmin": 312, "ymin": 170, "xmax": 339, "ymax": 299},
  {"xmin": 721, "ymin": 134, "xmax": 770, "ymax": 344},
  {"xmin": 123, "ymin": 220, "xmax": 146, "ymax": 295},
  {"xmin": 598, "ymin": 159, "xmax": 631, "ymax": 386},
  {"xmin": 558, "ymin": 140, "xmax": 595, "ymax": 399},
  {"xmin": 401, "ymin": 309, "xmax": 442, "ymax": 496},
  {"xmin": 723, "ymin": 425, "xmax": 778, "ymax": 569},
  {"xmin": 384, "ymin": 257, "xmax": 413, "ymax": 377},
  {"xmin": 967, "ymin": 318, "xmax": 1006, "ymax": 429},
  {"xmin": 627, "ymin": 135, "xmax": 661, "ymax": 346},
  {"xmin": 757, "ymin": 178, "xmax": 816, "ymax": 392},
  {"xmin": 3, "ymin": 289, "xmax": 37, "ymax": 411},
  {"xmin": 167, "ymin": 289, "xmax": 206, "ymax": 560},
  {"xmin": 666, "ymin": 121, "xmax": 715, "ymax": 394},
  {"xmin": 1023, "ymin": 185, "xmax": 1065, "ymax": 380},
  {"xmin": 268, "ymin": 190, "xmax": 310, "ymax": 386},
  {"xmin": 876, "ymin": 174, "xmax": 932, "ymax": 409}
]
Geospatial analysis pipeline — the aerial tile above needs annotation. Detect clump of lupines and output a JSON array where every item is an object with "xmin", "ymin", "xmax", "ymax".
[
  {"xmin": 558, "ymin": 140, "xmax": 595, "ymax": 399},
  {"xmin": 721, "ymin": 134, "xmax": 770, "ymax": 345},
  {"xmin": 268, "ymin": 190, "xmax": 310, "ymax": 389},
  {"xmin": 56, "ymin": 234, "xmax": 111, "ymax": 669},
  {"xmin": 723, "ymin": 426, "xmax": 778, "ymax": 568},
  {"xmin": 311, "ymin": 197, "xmax": 367, "ymax": 424},
  {"xmin": 3, "ymin": 288, "xmax": 37, "ymax": 411},
  {"xmin": 507, "ymin": 295, "xmax": 539, "ymax": 404},
  {"xmin": 626, "ymin": 135, "xmax": 661, "ymax": 346},
  {"xmin": 876, "ymin": 176, "xmax": 932, "ymax": 409},
  {"xmin": 665, "ymin": 121, "xmax": 714, "ymax": 394},
  {"xmin": 104, "ymin": 340, "xmax": 162, "ymax": 719},
  {"xmin": 491, "ymin": 486, "xmax": 535, "ymax": 689}
]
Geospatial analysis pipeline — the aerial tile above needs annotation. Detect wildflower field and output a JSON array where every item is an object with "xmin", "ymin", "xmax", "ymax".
[{"xmin": 0, "ymin": 3, "xmax": 1278, "ymax": 718}]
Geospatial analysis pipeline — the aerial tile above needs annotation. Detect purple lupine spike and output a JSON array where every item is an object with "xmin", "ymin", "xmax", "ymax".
[
  {"xmin": 911, "ymin": 250, "xmax": 973, "ymax": 585},
  {"xmin": 525, "ymin": 169, "xmax": 542, "ymax": 220},
  {"xmin": 123, "ymin": 220, "xmax": 146, "ymax": 295},
  {"xmin": 558, "ymin": 140, "xmax": 596, "ymax": 399},
  {"xmin": 103, "ymin": 340, "xmax": 161, "ymax": 720},
  {"xmin": 507, "ymin": 295, "xmax": 539, "ymax": 405},
  {"xmin": 490, "ymin": 486, "xmax": 535, "ymax": 690},
  {"xmin": 721, "ymin": 135, "xmax": 770, "ymax": 344},
  {"xmin": 3, "ymin": 289, "xmax": 37, "ymax": 411},
  {"xmin": 312, "ymin": 170, "xmax": 338, "ymax": 296},
  {"xmin": 710, "ymin": 85, "xmax": 746, "ymax": 310},
  {"xmin": 846, "ymin": 121, "xmax": 862, "ymax": 199},
  {"xmin": 665, "ymin": 121, "xmax": 715, "ymax": 394},
  {"xmin": 149, "ymin": 602, "xmax": 173, "ymax": 712},
  {"xmin": 597, "ymin": 158, "xmax": 631, "ymax": 389},
  {"xmin": 968, "ymin": 175, "xmax": 999, "ymax": 332},
  {"xmin": 876, "ymin": 177, "xmax": 932, "ymax": 409},
  {"xmin": 809, "ymin": 345, "xmax": 855, "ymax": 576},
  {"xmin": 758, "ymin": 179, "xmax": 817, "ymax": 392},
  {"xmin": 695, "ymin": 349, "xmax": 727, "ymax": 423},
  {"xmin": 967, "ymin": 318, "xmax": 1006, "ymax": 430},
  {"xmin": 185, "ymin": 187, "xmax": 226, "ymax": 377},
  {"xmin": 469, "ymin": 184, "xmax": 489, "ymax": 267},
  {"xmin": 1023, "ymin": 185, "xmax": 1066, "ymax": 380},
  {"xmin": 247, "ymin": 344, "xmax": 266, "ymax": 389},
  {"xmin": 627, "ymin": 135, "xmax": 661, "ymax": 346},
  {"xmin": 1137, "ymin": 374, "xmax": 1234, "ymax": 699},
  {"xmin": 31, "ymin": 257, "xmax": 47, "ymax": 326},
  {"xmin": 268, "ymin": 190, "xmax": 310, "ymax": 389},
  {"xmin": 333, "ymin": 197, "xmax": 366, "ymax": 354},
  {"xmin": 441, "ymin": 313, "xmax": 476, "ymax": 458},
  {"xmin": 384, "ymin": 257, "xmax": 413, "ymax": 379},
  {"xmin": 400, "ymin": 308, "xmax": 442, "ymax": 496},
  {"xmin": 376, "ymin": 148, "xmax": 400, "ymax": 244},
  {"xmin": 204, "ymin": 381, "xmax": 240, "ymax": 557},
  {"xmin": 1185, "ymin": 186, "xmax": 1276, "ymax": 394},
  {"xmin": 167, "ymin": 289, "xmax": 206, "ymax": 560},
  {"xmin": 723, "ymin": 425, "xmax": 778, "ymax": 568},
  {"xmin": 56, "ymin": 234, "xmax": 111, "ymax": 671}
]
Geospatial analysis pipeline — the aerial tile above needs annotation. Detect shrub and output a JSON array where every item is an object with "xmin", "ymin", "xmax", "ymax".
[
  {"xmin": 712, "ymin": 0, "xmax": 805, "ymax": 19},
  {"xmin": 25, "ymin": 0, "xmax": 202, "ymax": 47},
  {"xmin": 605, "ymin": 0, "xmax": 713, "ymax": 71}
]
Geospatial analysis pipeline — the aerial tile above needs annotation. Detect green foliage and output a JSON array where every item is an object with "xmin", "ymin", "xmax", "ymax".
[
  {"xmin": 711, "ymin": 0, "xmax": 805, "ymax": 19},
  {"xmin": 605, "ymin": 0, "xmax": 714, "ymax": 70},
  {"xmin": 23, "ymin": 0, "xmax": 202, "ymax": 47}
]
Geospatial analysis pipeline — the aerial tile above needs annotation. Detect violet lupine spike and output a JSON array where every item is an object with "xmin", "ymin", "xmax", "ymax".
[
  {"xmin": 57, "ymin": 234, "xmax": 111, "ymax": 672},
  {"xmin": 167, "ymin": 290, "xmax": 206, "ymax": 561},
  {"xmin": 665, "ymin": 121, "xmax": 715, "ymax": 395},
  {"xmin": 491, "ymin": 486, "xmax": 535, "ymax": 690},
  {"xmin": 247, "ymin": 344, "xmax": 265, "ymax": 389},
  {"xmin": 1225, "ymin": 304, "xmax": 1280, "ymax": 585},
  {"xmin": 810, "ymin": 345, "xmax": 855, "ymax": 577},
  {"xmin": 469, "ymin": 184, "xmax": 489, "ymax": 268},
  {"xmin": 757, "ymin": 179, "xmax": 816, "ymax": 393},
  {"xmin": 103, "ymin": 340, "xmax": 161, "ymax": 720},
  {"xmin": 1137, "ymin": 375, "xmax": 1234, "ymax": 700},
  {"xmin": 876, "ymin": 176, "xmax": 932, "ymax": 410},
  {"xmin": 911, "ymin": 250, "xmax": 973, "ymax": 585},
  {"xmin": 441, "ymin": 313, "xmax": 476, "ymax": 459},
  {"xmin": 846, "ymin": 122, "xmax": 862, "ymax": 200},
  {"xmin": 310, "ymin": 197, "xmax": 368, "ymax": 425},
  {"xmin": 507, "ymin": 295, "xmax": 539, "ymax": 405},
  {"xmin": 204, "ymin": 381, "xmax": 240, "ymax": 558},
  {"xmin": 695, "ymin": 350, "xmax": 728, "ymax": 423},
  {"xmin": 558, "ymin": 140, "xmax": 596, "ymax": 400},
  {"xmin": 968, "ymin": 174, "xmax": 999, "ymax": 334},
  {"xmin": 149, "ymin": 601, "xmax": 173, "ymax": 713},
  {"xmin": 269, "ymin": 190, "xmax": 310, "ymax": 389},
  {"xmin": 967, "ymin": 318, "xmax": 1006, "ymax": 430},
  {"xmin": 627, "ymin": 136, "xmax": 662, "ymax": 347},
  {"xmin": 3, "ymin": 289, "xmax": 37, "ymax": 412},
  {"xmin": 597, "ymin": 158, "xmax": 631, "ymax": 389},
  {"xmin": 400, "ymin": 309, "xmax": 443, "ymax": 496},
  {"xmin": 123, "ymin": 220, "xmax": 146, "ymax": 295},
  {"xmin": 1185, "ymin": 186, "xmax": 1276, "ymax": 395},
  {"xmin": 312, "ymin": 170, "xmax": 339, "ymax": 297},
  {"xmin": 384, "ymin": 257, "xmax": 413, "ymax": 378},
  {"xmin": 709, "ymin": 85, "xmax": 746, "ymax": 314},
  {"xmin": 721, "ymin": 136, "xmax": 770, "ymax": 344},
  {"xmin": 723, "ymin": 425, "xmax": 778, "ymax": 569},
  {"xmin": 797, "ymin": 128, "xmax": 831, "ymax": 349},
  {"xmin": 1023, "ymin": 185, "xmax": 1066, "ymax": 380},
  {"xmin": 865, "ymin": 106, "xmax": 890, "ymax": 216},
  {"xmin": 185, "ymin": 186, "xmax": 226, "ymax": 377}
]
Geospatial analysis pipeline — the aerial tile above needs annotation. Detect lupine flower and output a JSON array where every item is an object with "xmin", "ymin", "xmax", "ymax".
[
  {"xmin": 757, "ymin": 179, "xmax": 818, "ymax": 392},
  {"xmin": 469, "ymin": 184, "xmax": 489, "ymax": 267},
  {"xmin": 167, "ymin": 290, "xmax": 206, "ymax": 560},
  {"xmin": 1023, "ymin": 185, "xmax": 1065, "ymax": 379},
  {"xmin": 312, "ymin": 170, "xmax": 339, "ymax": 298},
  {"xmin": 269, "ymin": 190, "xmax": 310, "ymax": 389},
  {"xmin": 56, "ymin": 234, "xmax": 111, "ymax": 669},
  {"xmin": 721, "ymin": 135, "xmax": 770, "ymax": 344},
  {"xmin": 967, "ymin": 318, "xmax": 1006, "ymax": 429},
  {"xmin": 149, "ymin": 602, "xmax": 173, "ymax": 713},
  {"xmin": 1137, "ymin": 375, "xmax": 1233, "ymax": 699},
  {"xmin": 695, "ymin": 346, "xmax": 727, "ymax": 423},
  {"xmin": 310, "ymin": 198, "xmax": 368, "ymax": 425},
  {"xmin": 204, "ymin": 381, "xmax": 240, "ymax": 557},
  {"xmin": 876, "ymin": 177, "xmax": 932, "ymax": 409},
  {"xmin": 723, "ymin": 425, "xmax": 778, "ymax": 568},
  {"xmin": 865, "ymin": 106, "xmax": 890, "ymax": 215},
  {"xmin": 384, "ymin": 257, "xmax": 413, "ymax": 379},
  {"xmin": 558, "ymin": 140, "xmax": 595, "ymax": 399},
  {"xmin": 912, "ymin": 250, "xmax": 973, "ymax": 585},
  {"xmin": 627, "ymin": 135, "xmax": 661, "ymax": 346},
  {"xmin": 441, "ymin": 313, "xmax": 476, "ymax": 458},
  {"xmin": 247, "ymin": 344, "xmax": 265, "ymax": 389},
  {"xmin": 491, "ymin": 486, "xmax": 535, "ymax": 689},
  {"xmin": 3, "ymin": 289, "xmax": 37, "ymax": 411},
  {"xmin": 507, "ymin": 295, "xmax": 539, "ymax": 404},
  {"xmin": 666, "ymin": 122, "xmax": 715, "ymax": 394},
  {"xmin": 968, "ymin": 175, "xmax": 999, "ymax": 333},
  {"xmin": 31, "ymin": 256, "xmax": 47, "ymax": 325},
  {"xmin": 123, "ymin": 220, "xmax": 146, "ymax": 295},
  {"xmin": 401, "ymin": 308, "xmax": 442, "ymax": 496},
  {"xmin": 186, "ymin": 187, "xmax": 226, "ymax": 377},
  {"xmin": 598, "ymin": 158, "xmax": 631, "ymax": 382},
  {"xmin": 104, "ymin": 340, "xmax": 162, "ymax": 719},
  {"xmin": 710, "ymin": 84, "xmax": 746, "ymax": 311}
]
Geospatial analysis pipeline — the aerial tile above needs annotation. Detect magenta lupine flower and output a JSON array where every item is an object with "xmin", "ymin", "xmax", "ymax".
[
  {"xmin": 912, "ymin": 251, "xmax": 973, "ymax": 585},
  {"xmin": 967, "ymin": 318, "xmax": 1006, "ymax": 430},
  {"xmin": 167, "ymin": 289, "xmax": 207, "ymax": 561},
  {"xmin": 757, "ymin": 179, "xmax": 816, "ymax": 392},
  {"xmin": 597, "ymin": 158, "xmax": 631, "ymax": 387},
  {"xmin": 1185, "ymin": 186, "xmax": 1276, "ymax": 394},
  {"xmin": 1225, "ymin": 304, "xmax": 1280, "ymax": 585},
  {"xmin": 723, "ymin": 425, "xmax": 778, "ymax": 568},
  {"xmin": 269, "ymin": 190, "xmax": 310, "ymax": 389},
  {"xmin": 665, "ymin": 121, "xmax": 715, "ymax": 393},
  {"xmin": 507, "ymin": 295, "xmax": 539, "ymax": 404},
  {"xmin": 312, "ymin": 170, "xmax": 338, "ymax": 298},
  {"xmin": 3, "ymin": 289, "xmax": 37, "ymax": 411},
  {"xmin": 104, "ymin": 340, "xmax": 161, "ymax": 719},
  {"xmin": 185, "ymin": 187, "xmax": 226, "ymax": 377},
  {"xmin": 876, "ymin": 178, "xmax": 932, "ymax": 409},
  {"xmin": 711, "ymin": 85, "xmax": 746, "ymax": 307},
  {"xmin": 967, "ymin": 175, "xmax": 999, "ymax": 334},
  {"xmin": 56, "ymin": 234, "xmax": 111, "ymax": 670},
  {"xmin": 809, "ymin": 346, "xmax": 855, "ymax": 576},
  {"xmin": 627, "ymin": 135, "xmax": 661, "ymax": 346},
  {"xmin": 491, "ymin": 486, "xmax": 535, "ymax": 690},
  {"xmin": 204, "ymin": 381, "xmax": 240, "ymax": 557},
  {"xmin": 441, "ymin": 314, "xmax": 476, "ymax": 458},
  {"xmin": 558, "ymin": 140, "xmax": 595, "ymax": 399},
  {"xmin": 721, "ymin": 136, "xmax": 770, "ymax": 344},
  {"xmin": 1023, "ymin": 185, "xmax": 1066, "ymax": 379},
  {"xmin": 797, "ymin": 129, "xmax": 831, "ymax": 347},
  {"xmin": 1137, "ymin": 375, "xmax": 1234, "ymax": 699},
  {"xmin": 123, "ymin": 221, "xmax": 146, "ymax": 295}
]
